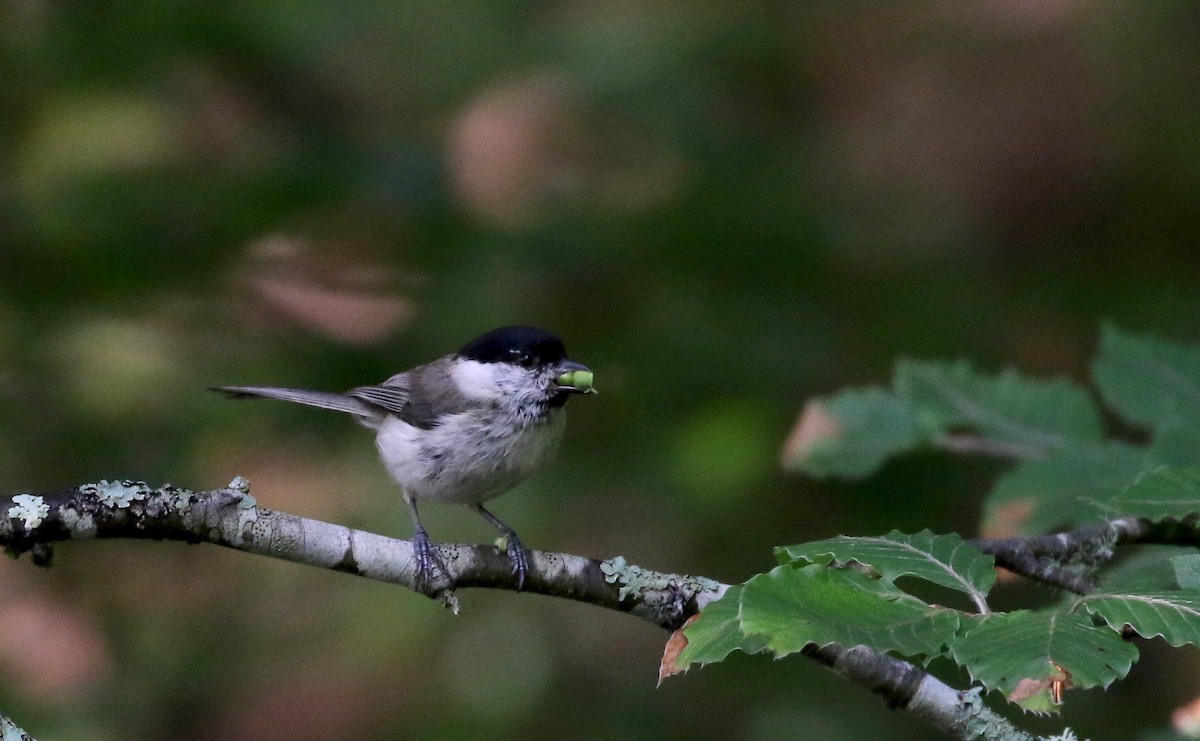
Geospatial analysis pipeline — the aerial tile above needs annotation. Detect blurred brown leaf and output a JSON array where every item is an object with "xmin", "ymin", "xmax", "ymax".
[
  {"xmin": 780, "ymin": 400, "xmax": 839, "ymax": 469},
  {"xmin": 232, "ymin": 234, "xmax": 415, "ymax": 344}
]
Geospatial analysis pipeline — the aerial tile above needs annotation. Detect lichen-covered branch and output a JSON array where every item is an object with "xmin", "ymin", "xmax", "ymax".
[
  {"xmin": 969, "ymin": 516, "xmax": 1200, "ymax": 593},
  {"xmin": 1, "ymin": 710, "xmax": 36, "ymax": 741},
  {"xmin": 0, "ymin": 479, "xmax": 1102, "ymax": 740},
  {"xmin": 802, "ymin": 644, "xmax": 1037, "ymax": 741},
  {"xmin": 0, "ymin": 478, "xmax": 720, "ymax": 626}
]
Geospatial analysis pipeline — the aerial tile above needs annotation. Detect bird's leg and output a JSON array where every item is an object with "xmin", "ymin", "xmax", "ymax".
[
  {"xmin": 471, "ymin": 504, "xmax": 530, "ymax": 590},
  {"xmin": 404, "ymin": 494, "xmax": 449, "ymax": 595}
]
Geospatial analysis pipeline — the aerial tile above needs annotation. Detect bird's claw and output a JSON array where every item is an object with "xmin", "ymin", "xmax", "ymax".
[{"xmin": 502, "ymin": 532, "xmax": 530, "ymax": 590}]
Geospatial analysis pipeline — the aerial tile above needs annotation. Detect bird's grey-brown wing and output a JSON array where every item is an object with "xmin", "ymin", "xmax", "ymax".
[
  {"xmin": 348, "ymin": 367, "xmax": 412, "ymax": 416},
  {"xmin": 349, "ymin": 363, "xmax": 478, "ymax": 430}
]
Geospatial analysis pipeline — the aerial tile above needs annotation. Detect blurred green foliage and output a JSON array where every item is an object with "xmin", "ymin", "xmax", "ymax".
[{"xmin": 2, "ymin": 3, "xmax": 1200, "ymax": 739}]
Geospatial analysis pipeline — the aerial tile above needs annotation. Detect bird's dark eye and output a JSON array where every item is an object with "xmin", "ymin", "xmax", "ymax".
[{"xmin": 508, "ymin": 349, "xmax": 537, "ymax": 368}]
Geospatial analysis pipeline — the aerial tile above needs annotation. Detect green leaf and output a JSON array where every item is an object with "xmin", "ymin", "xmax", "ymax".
[
  {"xmin": 1097, "ymin": 546, "xmax": 1190, "ymax": 591},
  {"xmin": 1173, "ymin": 554, "xmax": 1200, "ymax": 589},
  {"xmin": 674, "ymin": 586, "xmax": 768, "ymax": 669},
  {"xmin": 951, "ymin": 610, "xmax": 1138, "ymax": 712},
  {"xmin": 982, "ymin": 442, "xmax": 1151, "ymax": 535},
  {"xmin": 782, "ymin": 387, "xmax": 926, "ymax": 479},
  {"xmin": 776, "ymin": 530, "xmax": 995, "ymax": 606},
  {"xmin": 1081, "ymin": 588, "xmax": 1200, "ymax": 647},
  {"xmin": 1109, "ymin": 466, "xmax": 1200, "ymax": 520},
  {"xmin": 894, "ymin": 360, "xmax": 1102, "ymax": 449},
  {"xmin": 740, "ymin": 563, "xmax": 960, "ymax": 658},
  {"xmin": 1149, "ymin": 420, "xmax": 1200, "ymax": 468},
  {"xmin": 1093, "ymin": 324, "xmax": 1200, "ymax": 431}
]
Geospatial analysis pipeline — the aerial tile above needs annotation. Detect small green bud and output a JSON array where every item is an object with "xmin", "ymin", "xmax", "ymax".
[{"xmin": 557, "ymin": 369, "xmax": 596, "ymax": 394}]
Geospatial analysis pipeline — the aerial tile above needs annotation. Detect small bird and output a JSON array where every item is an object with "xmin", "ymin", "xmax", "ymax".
[{"xmin": 212, "ymin": 325, "xmax": 596, "ymax": 591}]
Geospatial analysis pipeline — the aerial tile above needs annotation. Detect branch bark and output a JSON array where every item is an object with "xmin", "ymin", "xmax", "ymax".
[
  {"xmin": 0, "ymin": 710, "xmax": 35, "ymax": 741},
  {"xmin": 970, "ymin": 516, "xmax": 1200, "ymax": 593},
  {"xmin": 801, "ymin": 644, "xmax": 1037, "ymax": 740},
  {"xmin": 0, "ymin": 478, "xmax": 721, "ymax": 625}
]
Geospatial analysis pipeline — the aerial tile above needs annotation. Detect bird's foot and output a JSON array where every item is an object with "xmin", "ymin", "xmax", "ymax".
[
  {"xmin": 499, "ymin": 532, "xmax": 530, "ymax": 590},
  {"xmin": 412, "ymin": 531, "xmax": 451, "ymax": 597}
]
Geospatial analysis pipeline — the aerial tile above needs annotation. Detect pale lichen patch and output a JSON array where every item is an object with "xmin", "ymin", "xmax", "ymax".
[
  {"xmin": 600, "ymin": 556, "xmax": 722, "ymax": 602},
  {"xmin": 8, "ymin": 494, "xmax": 49, "ymax": 530},
  {"xmin": 228, "ymin": 475, "xmax": 251, "ymax": 493},
  {"xmin": 81, "ymin": 480, "xmax": 151, "ymax": 508},
  {"xmin": 232, "ymin": 498, "xmax": 258, "ymax": 546},
  {"xmin": 59, "ymin": 507, "xmax": 97, "ymax": 537}
]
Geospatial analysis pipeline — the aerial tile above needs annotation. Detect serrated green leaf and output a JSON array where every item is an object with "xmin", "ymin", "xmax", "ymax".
[
  {"xmin": 740, "ymin": 563, "xmax": 959, "ymax": 658},
  {"xmin": 894, "ymin": 360, "xmax": 1102, "ymax": 449},
  {"xmin": 951, "ymin": 610, "xmax": 1138, "ymax": 711},
  {"xmin": 782, "ymin": 387, "xmax": 926, "ymax": 479},
  {"xmin": 776, "ymin": 530, "xmax": 995, "ymax": 607},
  {"xmin": 982, "ymin": 442, "xmax": 1151, "ymax": 536},
  {"xmin": 1173, "ymin": 555, "xmax": 1200, "ymax": 589},
  {"xmin": 1093, "ymin": 324, "xmax": 1200, "ymax": 432},
  {"xmin": 1081, "ymin": 589, "xmax": 1200, "ymax": 647},
  {"xmin": 1109, "ymin": 466, "xmax": 1200, "ymax": 520},
  {"xmin": 1097, "ymin": 546, "xmax": 1190, "ymax": 591},
  {"xmin": 674, "ymin": 586, "xmax": 768, "ymax": 670}
]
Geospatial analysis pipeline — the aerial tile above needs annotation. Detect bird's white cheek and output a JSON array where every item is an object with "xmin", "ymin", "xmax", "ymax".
[{"xmin": 450, "ymin": 360, "xmax": 504, "ymax": 401}]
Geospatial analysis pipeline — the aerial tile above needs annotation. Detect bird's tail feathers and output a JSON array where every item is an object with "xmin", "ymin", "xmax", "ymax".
[{"xmin": 211, "ymin": 386, "xmax": 380, "ymax": 424}]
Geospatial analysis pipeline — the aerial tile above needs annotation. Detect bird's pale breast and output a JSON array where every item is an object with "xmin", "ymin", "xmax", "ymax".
[{"xmin": 375, "ymin": 407, "xmax": 566, "ymax": 504}]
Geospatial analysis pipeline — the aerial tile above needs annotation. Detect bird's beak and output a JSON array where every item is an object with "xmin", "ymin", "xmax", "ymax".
[{"xmin": 554, "ymin": 360, "xmax": 597, "ymax": 394}]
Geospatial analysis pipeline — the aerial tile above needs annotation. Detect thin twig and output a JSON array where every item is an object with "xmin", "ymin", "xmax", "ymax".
[{"xmin": 932, "ymin": 433, "xmax": 1047, "ymax": 460}]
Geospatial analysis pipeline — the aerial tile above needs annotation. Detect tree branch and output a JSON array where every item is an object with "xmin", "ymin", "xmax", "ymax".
[
  {"xmin": 0, "ymin": 710, "xmax": 36, "ymax": 741},
  {"xmin": 802, "ymin": 644, "xmax": 1037, "ymax": 740},
  {"xmin": 969, "ymin": 516, "xmax": 1200, "ymax": 593},
  {"xmin": 1, "ymin": 479, "xmax": 1109, "ymax": 740},
  {"xmin": 0, "ymin": 478, "xmax": 721, "ymax": 626}
]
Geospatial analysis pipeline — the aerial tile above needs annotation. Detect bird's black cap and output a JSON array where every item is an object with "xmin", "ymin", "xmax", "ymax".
[{"xmin": 456, "ymin": 326, "xmax": 568, "ymax": 366}]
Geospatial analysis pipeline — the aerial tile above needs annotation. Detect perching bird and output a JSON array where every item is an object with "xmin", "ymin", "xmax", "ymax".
[{"xmin": 212, "ymin": 325, "xmax": 596, "ymax": 590}]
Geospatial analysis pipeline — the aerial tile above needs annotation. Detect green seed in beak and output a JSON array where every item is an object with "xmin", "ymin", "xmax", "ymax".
[{"xmin": 557, "ymin": 369, "xmax": 596, "ymax": 394}]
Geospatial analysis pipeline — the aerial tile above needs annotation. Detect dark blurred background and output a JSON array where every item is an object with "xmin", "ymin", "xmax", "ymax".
[{"xmin": 1, "ymin": 2, "xmax": 1198, "ymax": 739}]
